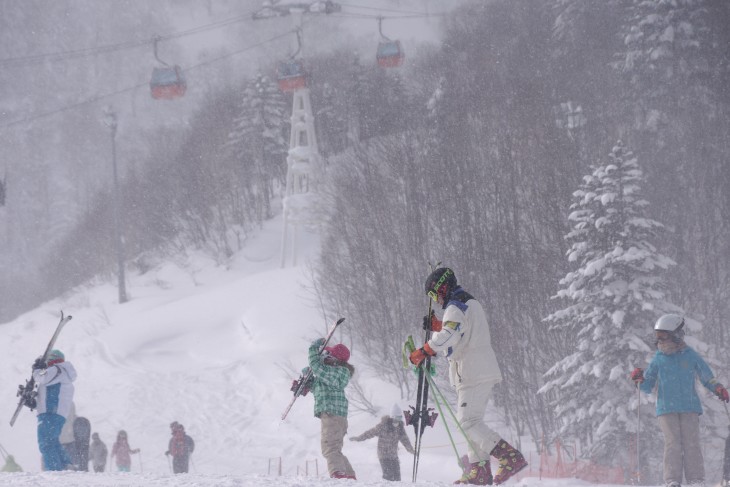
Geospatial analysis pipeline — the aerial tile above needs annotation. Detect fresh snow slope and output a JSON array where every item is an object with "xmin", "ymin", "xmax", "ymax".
[{"xmin": 0, "ymin": 215, "xmax": 631, "ymax": 487}]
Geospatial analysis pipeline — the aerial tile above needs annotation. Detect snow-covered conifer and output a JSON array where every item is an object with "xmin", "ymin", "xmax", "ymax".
[
  {"xmin": 226, "ymin": 73, "xmax": 287, "ymax": 221},
  {"xmin": 541, "ymin": 141, "xmax": 694, "ymax": 476}
]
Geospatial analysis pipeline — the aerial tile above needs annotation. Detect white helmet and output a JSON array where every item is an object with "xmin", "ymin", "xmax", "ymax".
[
  {"xmin": 654, "ymin": 314, "xmax": 684, "ymax": 332},
  {"xmin": 654, "ymin": 314, "xmax": 685, "ymax": 339}
]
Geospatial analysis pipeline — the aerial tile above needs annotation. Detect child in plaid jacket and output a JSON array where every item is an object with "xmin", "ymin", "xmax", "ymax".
[{"xmin": 308, "ymin": 338, "xmax": 356, "ymax": 480}]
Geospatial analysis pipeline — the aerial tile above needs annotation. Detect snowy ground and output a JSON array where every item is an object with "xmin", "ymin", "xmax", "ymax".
[
  {"xmin": 0, "ymin": 472, "xmax": 615, "ymax": 487},
  {"xmin": 0, "ymin": 215, "xmax": 638, "ymax": 487}
]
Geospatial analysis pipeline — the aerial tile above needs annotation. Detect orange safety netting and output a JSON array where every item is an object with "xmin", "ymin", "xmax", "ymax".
[{"xmin": 511, "ymin": 439, "xmax": 627, "ymax": 484}]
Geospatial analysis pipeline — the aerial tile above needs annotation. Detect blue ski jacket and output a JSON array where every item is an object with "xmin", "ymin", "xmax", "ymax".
[{"xmin": 640, "ymin": 346, "xmax": 719, "ymax": 416}]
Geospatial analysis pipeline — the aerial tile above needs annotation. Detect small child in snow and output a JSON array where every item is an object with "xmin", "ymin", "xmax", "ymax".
[
  {"xmin": 110, "ymin": 430, "xmax": 139, "ymax": 472},
  {"xmin": 89, "ymin": 432, "xmax": 108, "ymax": 472},
  {"xmin": 631, "ymin": 314, "xmax": 729, "ymax": 487},
  {"xmin": 350, "ymin": 404, "xmax": 414, "ymax": 481},
  {"xmin": 308, "ymin": 339, "xmax": 356, "ymax": 480}
]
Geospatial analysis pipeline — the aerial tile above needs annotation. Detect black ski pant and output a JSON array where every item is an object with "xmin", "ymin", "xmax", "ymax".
[
  {"xmin": 172, "ymin": 455, "xmax": 189, "ymax": 474},
  {"xmin": 379, "ymin": 457, "xmax": 401, "ymax": 481}
]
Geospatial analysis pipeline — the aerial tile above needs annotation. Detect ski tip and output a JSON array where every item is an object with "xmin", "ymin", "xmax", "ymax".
[{"xmin": 336, "ymin": 317, "xmax": 345, "ymax": 325}]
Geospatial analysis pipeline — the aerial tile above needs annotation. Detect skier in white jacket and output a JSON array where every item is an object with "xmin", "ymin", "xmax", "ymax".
[
  {"xmin": 32, "ymin": 349, "xmax": 77, "ymax": 471},
  {"xmin": 409, "ymin": 267, "xmax": 527, "ymax": 485}
]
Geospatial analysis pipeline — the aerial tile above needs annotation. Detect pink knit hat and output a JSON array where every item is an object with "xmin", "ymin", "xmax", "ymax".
[{"xmin": 325, "ymin": 344, "xmax": 350, "ymax": 362}]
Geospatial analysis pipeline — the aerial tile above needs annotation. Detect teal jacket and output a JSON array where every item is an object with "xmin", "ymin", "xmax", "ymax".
[
  {"xmin": 308, "ymin": 342, "xmax": 350, "ymax": 418},
  {"xmin": 640, "ymin": 346, "xmax": 719, "ymax": 416}
]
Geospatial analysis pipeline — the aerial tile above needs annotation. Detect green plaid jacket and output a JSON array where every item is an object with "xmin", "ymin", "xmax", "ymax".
[{"xmin": 308, "ymin": 343, "xmax": 350, "ymax": 418}]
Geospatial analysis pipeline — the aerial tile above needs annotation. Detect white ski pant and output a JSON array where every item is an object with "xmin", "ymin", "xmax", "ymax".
[
  {"xmin": 456, "ymin": 382, "xmax": 502, "ymax": 464},
  {"xmin": 657, "ymin": 412, "xmax": 704, "ymax": 484}
]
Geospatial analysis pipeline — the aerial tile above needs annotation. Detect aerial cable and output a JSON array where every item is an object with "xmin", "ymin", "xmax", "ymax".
[
  {"xmin": 0, "ymin": 4, "xmax": 440, "ymax": 69},
  {"xmin": 0, "ymin": 9, "xmax": 260, "ymax": 69},
  {"xmin": 0, "ymin": 30, "xmax": 296, "ymax": 130},
  {"xmin": 328, "ymin": 12, "xmax": 439, "ymax": 21},
  {"xmin": 339, "ymin": 2, "xmax": 441, "ymax": 16}
]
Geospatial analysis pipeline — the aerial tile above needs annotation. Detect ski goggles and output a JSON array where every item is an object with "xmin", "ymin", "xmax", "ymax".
[{"xmin": 427, "ymin": 290, "xmax": 439, "ymax": 302}]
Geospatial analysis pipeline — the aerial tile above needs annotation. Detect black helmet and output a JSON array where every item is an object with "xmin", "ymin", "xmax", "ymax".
[{"xmin": 424, "ymin": 267, "xmax": 457, "ymax": 304}]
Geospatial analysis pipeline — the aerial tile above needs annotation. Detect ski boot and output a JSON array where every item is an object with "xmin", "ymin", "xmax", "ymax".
[
  {"xmin": 491, "ymin": 440, "xmax": 528, "ymax": 485},
  {"xmin": 454, "ymin": 460, "xmax": 493, "ymax": 485}
]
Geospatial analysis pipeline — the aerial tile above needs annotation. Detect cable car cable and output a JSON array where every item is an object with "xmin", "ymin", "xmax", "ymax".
[
  {"xmin": 338, "ymin": 2, "xmax": 440, "ymax": 16},
  {"xmin": 0, "ymin": 8, "xmax": 261, "ymax": 69},
  {"xmin": 0, "ymin": 30, "xmax": 296, "ymax": 129}
]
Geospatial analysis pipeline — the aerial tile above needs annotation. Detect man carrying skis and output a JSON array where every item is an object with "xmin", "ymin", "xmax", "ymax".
[
  {"xmin": 31, "ymin": 349, "xmax": 77, "ymax": 471},
  {"xmin": 308, "ymin": 339, "xmax": 357, "ymax": 480},
  {"xmin": 409, "ymin": 267, "xmax": 527, "ymax": 485}
]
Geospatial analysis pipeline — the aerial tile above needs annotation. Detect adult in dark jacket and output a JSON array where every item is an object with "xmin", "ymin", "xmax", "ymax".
[
  {"xmin": 165, "ymin": 422, "xmax": 195, "ymax": 474},
  {"xmin": 350, "ymin": 407, "xmax": 414, "ymax": 481}
]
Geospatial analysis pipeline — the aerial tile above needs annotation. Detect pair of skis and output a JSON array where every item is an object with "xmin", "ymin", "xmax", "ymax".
[
  {"xmin": 10, "ymin": 312, "xmax": 72, "ymax": 427},
  {"xmin": 402, "ymin": 297, "xmax": 439, "ymax": 482},
  {"xmin": 281, "ymin": 317, "xmax": 345, "ymax": 421}
]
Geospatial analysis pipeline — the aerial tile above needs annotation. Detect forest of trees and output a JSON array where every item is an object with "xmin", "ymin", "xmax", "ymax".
[{"xmin": 1, "ymin": 0, "xmax": 729, "ymax": 481}]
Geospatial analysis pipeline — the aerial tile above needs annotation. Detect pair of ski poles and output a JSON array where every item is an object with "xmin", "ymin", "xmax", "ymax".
[{"xmin": 422, "ymin": 371, "xmax": 483, "ymax": 468}]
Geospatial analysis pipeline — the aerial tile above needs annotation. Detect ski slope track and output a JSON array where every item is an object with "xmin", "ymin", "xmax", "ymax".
[{"xmin": 0, "ymin": 216, "xmax": 652, "ymax": 487}]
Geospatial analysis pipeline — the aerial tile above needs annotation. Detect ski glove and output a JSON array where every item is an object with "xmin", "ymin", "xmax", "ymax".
[
  {"xmin": 312, "ymin": 338, "xmax": 325, "ymax": 349},
  {"xmin": 409, "ymin": 343, "xmax": 436, "ymax": 366},
  {"xmin": 422, "ymin": 310, "xmax": 442, "ymax": 332},
  {"xmin": 630, "ymin": 368, "xmax": 644, "ymax": 384},
  {"xmin": 32, "ymin": 358, "xmax": 47, "ymax": 371},
  {"xmin": 714, "ymin": 383, "xmax": 729, "ymax": 403}
]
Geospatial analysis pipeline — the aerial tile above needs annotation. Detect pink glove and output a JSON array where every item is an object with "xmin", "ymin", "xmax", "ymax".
[{"xmin": 630, "ymin": 368, "xmax": 644, "ymax": 383}]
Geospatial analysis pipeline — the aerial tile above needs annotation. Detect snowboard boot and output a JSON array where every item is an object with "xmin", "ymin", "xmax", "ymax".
[
  {"xmin": 491, "ymin": 440, "xmax": 528, "ymax": 485},
  {"xmin": 454, "ymin": 460, "xmax": 493, "ymax": 485}
]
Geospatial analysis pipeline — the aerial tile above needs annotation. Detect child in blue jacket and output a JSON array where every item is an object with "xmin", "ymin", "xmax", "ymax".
[{"xmin": 631, "ymin": 314, "xmax": 729, "ymax": 487}]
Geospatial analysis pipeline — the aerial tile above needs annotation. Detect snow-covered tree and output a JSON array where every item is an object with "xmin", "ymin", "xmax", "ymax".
[
  {"xmin": 541, "ymin": 141, "xmax": 687, "ymax": 477},
  {"xmin": 619, "ymin": 0, "xmax": 712, "ymax": 131},
  {"xmin": 226, "ymin": 73, "xmax": 287, "ymax": 222}
]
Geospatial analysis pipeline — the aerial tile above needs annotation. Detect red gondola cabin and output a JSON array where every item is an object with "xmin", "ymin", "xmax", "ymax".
[
  {"xmin": 150, "ymin": 65, "xmax": 187, "ymax": 100},
  {"xmin": 277, "ymin": 59, "xmax": 306, "ymax": 92},
  {"xmin": 376, "ymin": 40, "xmax": 404, "ymax": 68}
]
